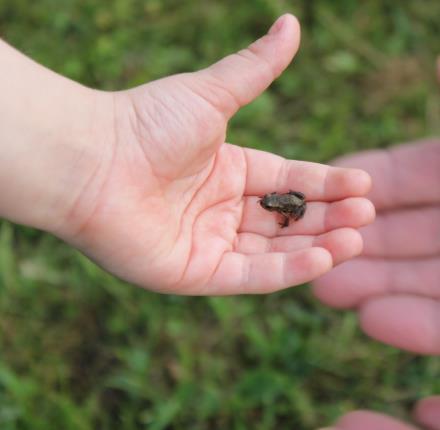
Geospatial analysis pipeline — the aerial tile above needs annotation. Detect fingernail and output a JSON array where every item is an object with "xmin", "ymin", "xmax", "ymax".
[{"xmin": 268, "ymin": 15, "xmax": 286, "ymax": 35}]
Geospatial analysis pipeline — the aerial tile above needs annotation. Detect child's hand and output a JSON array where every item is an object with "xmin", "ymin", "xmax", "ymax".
[
  {"xmin": 313, "ymin": 139, "xmax": 440, "ymax": 353},
  {"xmin": 0, "ymin": 15, "xmax": 374, "ymax": 294},
  {"xmin": 60, "ymin": 14, "xmax": 373, "ymax": 294}
]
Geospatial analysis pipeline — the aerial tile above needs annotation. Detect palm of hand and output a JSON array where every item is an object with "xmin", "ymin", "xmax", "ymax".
[
  {"xmin": 107, "ymin": 77, "xmax": 248, "ymax": 293},
  {"xmin": 68, "ymin": 74, "xmax": 244, "ymax": 293},
  {"xmin": 63, "ymin": 15, "xmax": 373, "ymax": 294}
]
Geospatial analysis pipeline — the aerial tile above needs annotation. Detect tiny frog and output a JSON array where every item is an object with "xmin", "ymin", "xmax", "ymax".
[{"xmin": 259, "ymin": 190, "xmax": 307, "ymax": 228}]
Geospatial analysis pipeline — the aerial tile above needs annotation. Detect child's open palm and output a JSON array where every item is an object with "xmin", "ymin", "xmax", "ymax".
[{"xmin": 60, "ymin": 15, "xmax": 374, "ymax": 294}]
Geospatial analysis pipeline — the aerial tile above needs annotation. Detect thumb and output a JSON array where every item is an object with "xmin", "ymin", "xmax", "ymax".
[{"xmin": 195, "ymin": 14, "xmax": 300, "ymax": 118}]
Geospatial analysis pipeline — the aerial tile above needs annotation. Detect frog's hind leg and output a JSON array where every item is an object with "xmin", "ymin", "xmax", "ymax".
[{"xmin": 289, "ymin": 190, "xmax": 306, "ymax": 200}]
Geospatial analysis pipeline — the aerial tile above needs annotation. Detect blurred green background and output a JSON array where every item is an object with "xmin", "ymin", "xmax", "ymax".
[{"xmin": 0, "ymin": 0, "xmax": 439, "ymax": 428}]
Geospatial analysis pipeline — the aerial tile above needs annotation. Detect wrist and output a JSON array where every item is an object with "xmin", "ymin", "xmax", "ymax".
[{"xmin": 0, "ymin": 40, "xmax": 115, "ymax": 235}]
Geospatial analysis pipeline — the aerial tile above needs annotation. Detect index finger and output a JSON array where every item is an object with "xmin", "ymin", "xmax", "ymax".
[
  {"xmin": 332, "ymin": 139, "xmax": 440, "ymax": 210},
  {"xmin": 242, "ymin": 146, "xmax": 371, "ymax": 201}
]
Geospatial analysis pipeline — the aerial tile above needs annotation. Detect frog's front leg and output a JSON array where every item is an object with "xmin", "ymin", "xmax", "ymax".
[{"xmin": 293, "ymin": 205, "xmax": 306, "ymax": 221}]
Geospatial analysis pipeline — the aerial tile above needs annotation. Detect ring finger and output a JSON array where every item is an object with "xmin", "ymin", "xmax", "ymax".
[{"xmin": 235, "ymin": 228, "xmax": 363, "ymax": 265}]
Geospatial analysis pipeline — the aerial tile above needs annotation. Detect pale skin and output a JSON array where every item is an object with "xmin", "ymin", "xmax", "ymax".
[
  {"xmin": 313, "ymin": 139, "xmax": 440, "ymax": 355},
  {"xmin": 314, "ymin": 62, "xmax": 440, "ymax": 358},
  {"xmin": 325, "ymin": 396, "xmax": 440, "ymax": 430},
  {"xmin": 315, "ymin": 66, "xmax": 440, "ymax": 428},
  {"xmin": 0, "ymin": 12, "xmax": 437, "ymax": 429},
  {"xmin": 315, "ymin": 140, "xmax": 440, "ymax": 430},
  {"xmin": 0, "ymin": 14, "xmax": 375, "ymax": 295}
]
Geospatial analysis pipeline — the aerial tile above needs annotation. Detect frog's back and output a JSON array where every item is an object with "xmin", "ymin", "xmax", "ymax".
[{"xmin": 280, "ymin": 193, "xmax": 301, "ymax": 207}]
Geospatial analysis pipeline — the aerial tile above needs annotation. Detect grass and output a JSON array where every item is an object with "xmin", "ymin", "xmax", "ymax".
[{"xmin": 0, "ymin": 0, "xmax": 439, "ymax": 428}]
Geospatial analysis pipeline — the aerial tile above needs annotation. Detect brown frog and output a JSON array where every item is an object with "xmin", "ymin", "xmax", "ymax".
[{"xmin": 259, "ymin": 190, "xmax": 307, "ymax": 228}]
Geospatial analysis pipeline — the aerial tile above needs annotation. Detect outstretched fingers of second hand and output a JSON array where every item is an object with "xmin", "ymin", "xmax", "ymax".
[{"xmin": 205, "ymin": 247, "xmax": 333, "ymax": 295}]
